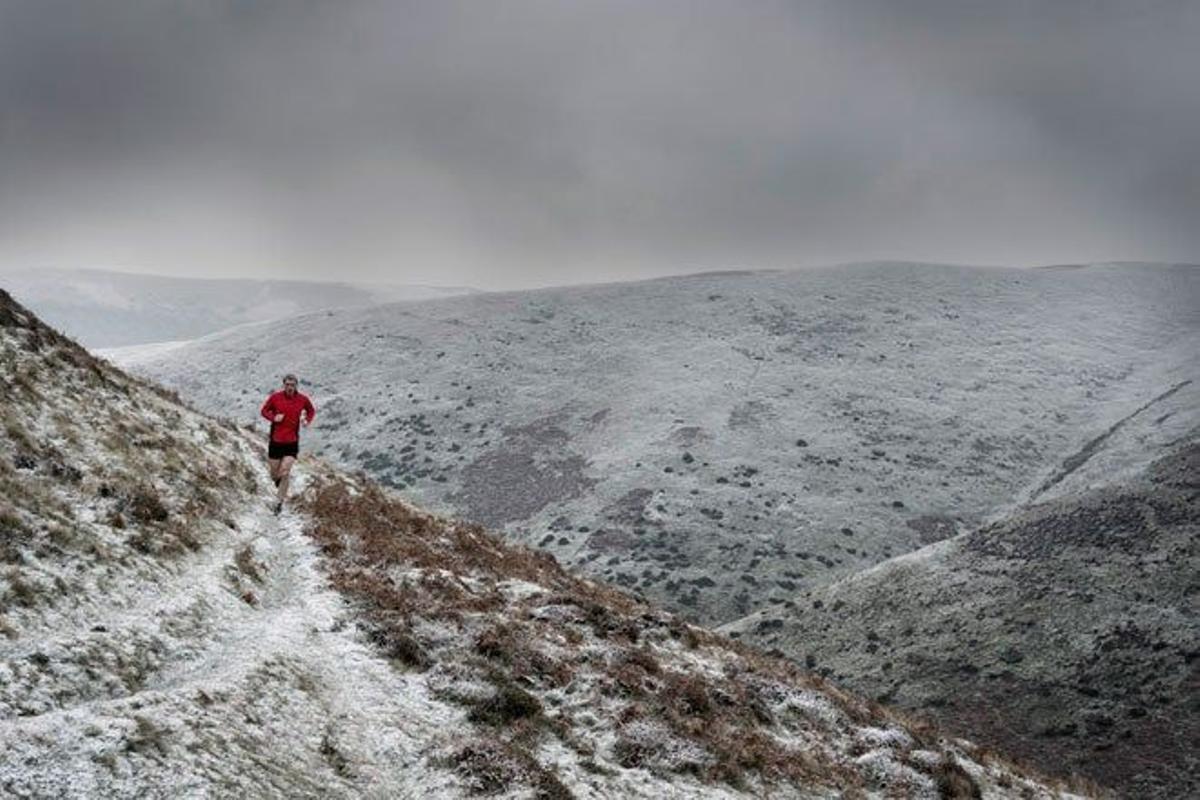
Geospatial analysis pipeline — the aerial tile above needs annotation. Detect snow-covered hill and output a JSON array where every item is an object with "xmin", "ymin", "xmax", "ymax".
[
  {"xmin": 0, "ymin": 267, "xmax": 477, "ymax": 348},
  {"xmin": 112, "ymin": 261, "xmax": 1200, "ymax": 633},
  {"xmin": 0, "ymin": 292, "xmax": 1087, "ymax": 797},
  {"xmin": 721, "ymin": 408, "xmax": 1200, "ymax": 797}
]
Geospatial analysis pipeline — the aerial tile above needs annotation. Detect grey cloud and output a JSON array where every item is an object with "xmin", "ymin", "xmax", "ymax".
[{"xmin": 0, "ymin": 0, "xmax": 1196, "ymax": 288}]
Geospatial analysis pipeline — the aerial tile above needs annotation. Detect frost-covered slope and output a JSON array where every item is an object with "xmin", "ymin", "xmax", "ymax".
[
  {"xmin": 115, "ymin": 262, "xmax": 1200, "ymax": 630},
  {"xmin": 0, "ymin": 292, "xmax": 1087, "ymax": 797},
  {"xmin": 0, "ymin": 292, "xmax": 466, "ymax": 797},
  {"xmin": 1, "ymin": 267, "xmax": 476, "ymax": 348},
  {"xmin": 721, "ymin": 380, "xmax": 1200, "ymax": 798}
]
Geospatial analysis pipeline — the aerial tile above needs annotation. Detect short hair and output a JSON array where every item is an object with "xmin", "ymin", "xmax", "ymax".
[{"xmin": 283, "ymin": 373, "xmax": 298, "ymax": 384}]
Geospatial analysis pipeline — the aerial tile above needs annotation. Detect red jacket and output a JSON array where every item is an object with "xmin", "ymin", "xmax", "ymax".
[{"xmin": 260, "ymin": 390, "xmax": 316, "ymax": 444}]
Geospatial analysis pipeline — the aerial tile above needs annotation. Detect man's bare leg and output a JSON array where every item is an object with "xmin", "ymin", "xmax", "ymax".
[
  {"xmin": 276, "ymin": 455, "xmax": 296, "ymax": 508},
  {"xmin": 267, "ymin": 457, "xmax": 282, "ymax": 487}
]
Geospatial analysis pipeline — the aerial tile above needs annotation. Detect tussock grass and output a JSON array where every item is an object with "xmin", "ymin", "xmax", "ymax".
[
  {"xmin": 446, "ymin": 739, "xmax": 523, "ymax": 794},
  {"xmin": 299, "ymin": 477, "xmax": 875, "ymax": 794},
  {"xmin": 0, "ymin": 504, "xmax": 27, "ymax": 538},
  {"xmin": 3, "ymin": 567, "xmax": 41, "ymax": 609},
  {"xmin": 466, "ymin": 680, "xmax": 544, "ymax": 727},
  {"xmin": 445, "ymin": 737, "xmax": 573, "ymax": 800},
  {"xmin": 126, "ymin": 715, "xmax": 170, "ymax": 758},
  {"xmin": 305, "ymin": 481, "xmax": 608, "ymax": 604},
  {"xmin": 234, "ymin": 545, "xmax": 264, "ymax": 583},
  {"xmin": 126, "ymin": 485, "xmax": 169, "ymax": 524},
  {"xmin": 932, "ymin": 757, "xmax": 982, "ymax": 799},
  {"xmin": 4, "ymin": 417, "xmax": 36, "ymax": 451},
  {"xmin": 0, "ymin": 462, "xmax": 75, "ymax": 524}
]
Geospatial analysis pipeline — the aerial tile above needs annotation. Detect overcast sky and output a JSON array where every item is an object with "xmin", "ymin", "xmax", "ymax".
[{"xmin": 1, "ymin": 1, "xmax": 1197, "ymax": 290}]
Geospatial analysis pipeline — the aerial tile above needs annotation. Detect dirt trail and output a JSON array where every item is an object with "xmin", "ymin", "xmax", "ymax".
[{"xmin": 0, "ymin": 467, "xmax": 464, "ymax": 799}]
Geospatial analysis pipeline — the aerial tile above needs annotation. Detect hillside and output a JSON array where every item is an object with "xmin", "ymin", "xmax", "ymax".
[
  {"xmin": 0, "ymin": 267, "xmax": 476, "ymax": 348},
  {"xmin": 722, "ymin": 419, "xmax": 1200, "ymax": 797},
  {"xmin": 0, "ymin": 292, "xmax": 1093, "ymax": 797},
  {"xmin": 113, "ymin": 261, "xmax": 1200, "ymax": 632}
]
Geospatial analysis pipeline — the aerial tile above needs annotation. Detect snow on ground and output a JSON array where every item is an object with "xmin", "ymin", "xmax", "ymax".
[
  {"xmin": 95, "ymin": 338, "xmax": 194, "ymax": 368},
  {"xmin": 0, "ymin": 267, "xmax": 478, "ymax": 349},
  {"xmin": 1, "ymin": 475, "xmax": 467, "ymax": 798}
]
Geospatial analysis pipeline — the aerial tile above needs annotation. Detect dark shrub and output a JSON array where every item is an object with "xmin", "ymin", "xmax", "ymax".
[
  {"xmin": 468, "ymin": 684, "xmax": 544, "ymax": 727},
  {"xmin": 128, "ymin": 486, "xmax": 169, "ymax": 523},
  {"xmin": 934, "ymin": 757, "xmax": 982, "ymax": 799}
]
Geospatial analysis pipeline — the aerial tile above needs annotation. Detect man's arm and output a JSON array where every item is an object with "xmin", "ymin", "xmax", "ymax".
[
  {"xmin": 260, "ymin": 395, "xmax": 277, "ymax": 422},
  {"xmin": 303, "ymin": 396, "xmax": 316, "ymax": 426}
]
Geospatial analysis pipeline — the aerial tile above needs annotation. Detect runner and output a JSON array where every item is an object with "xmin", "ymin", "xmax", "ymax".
[{"xmin": 260, "ymin": 373, "xmax": 316, "ymax": 515}]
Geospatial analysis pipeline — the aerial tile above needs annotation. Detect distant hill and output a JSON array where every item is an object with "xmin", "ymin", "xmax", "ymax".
[
  {"xmin": 0, "ymin": 267, "xmax": 477, "ymax": 348},
  {"xmin": 0, "ymin": 290, "xmax": 1084, "ymax": 797},
  {"xmin": 115, "ymin": 262, "xmax": 1200, "ymax": 628},
  {"xmin": 721, "ymin": 406, "xmax": 1199, "ymax": 797}
]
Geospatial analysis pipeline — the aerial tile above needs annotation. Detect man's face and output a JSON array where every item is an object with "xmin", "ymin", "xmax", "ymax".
[{"xmin": 283, "ymin": 379, "xmax": 297, "ymax": 396}]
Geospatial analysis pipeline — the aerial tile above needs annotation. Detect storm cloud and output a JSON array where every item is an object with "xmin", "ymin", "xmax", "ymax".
[{"xmin": 1, "ymin": 0, "xmax": 1197, "ymax": 288}]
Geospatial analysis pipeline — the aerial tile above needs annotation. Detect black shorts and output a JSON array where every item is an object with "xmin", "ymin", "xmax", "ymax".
[{"xmin": 268, "ymin": 440, "xmax": 299, "ymax": 460}]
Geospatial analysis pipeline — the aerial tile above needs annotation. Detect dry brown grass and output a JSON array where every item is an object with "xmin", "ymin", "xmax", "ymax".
[
  {"xmin": 3, "ymin": 567, "xmax": 41, "ymax": 610},
  {"xmin": 126, "ymin": 715, "xmax": 170, "ymax": 757},
  {"xmin": 0, "ymin": 504, "xmax": 26, "ymax": 537},
  {"xmin": 447, "ymin": 736, "xmax": 574, "ymax": 800},
  {"xmin": 126, "ymin": 485, "xmax": 169, "ymax": 524},
  {"xmin": 301, "ymin": 481, "xmax": 640, "ymax": 626},
  {"xmin": 126, "ymin": 512, "xmax": 204, "ymax": 557},
  {"xmin": 446, "ymin": 739, "xmax": 521, "ymax": 794},
  {"xmin": 307, "ymin": 482, "xmax": 586, "ymax": 590},
  {"xmin": 0, "ymin": 461, "xmax": 74, "ymax": 525},
  {"xmin": 931, "ymin": 757, "xmax": 982, "ymax": 799},
  {"xmin": 234, "ymin": 545, "xmax": 264, "ymax": 583},
  {"xmin": 466, "ymin": 679, "xmax": 544, "ymax": 728},
  {"xmin": 7, "ymin": 366, "xmax": 43, "ymax": 400},
  {"xmin": 4, "ymin": 417, "xmax": 36, "ymax": 451},
  {"xmin": 608, "ymin": 662, "xmax": 864, "ymax": 790},
  {"xmin": 298, "ymin": 477, "xmax": 877, "ymax": 794}
]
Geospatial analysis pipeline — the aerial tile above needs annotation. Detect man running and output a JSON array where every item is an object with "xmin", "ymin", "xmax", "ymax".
[{"xmin": 260, "ymin": 373, "xmax": 316, "ymax": 515}]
